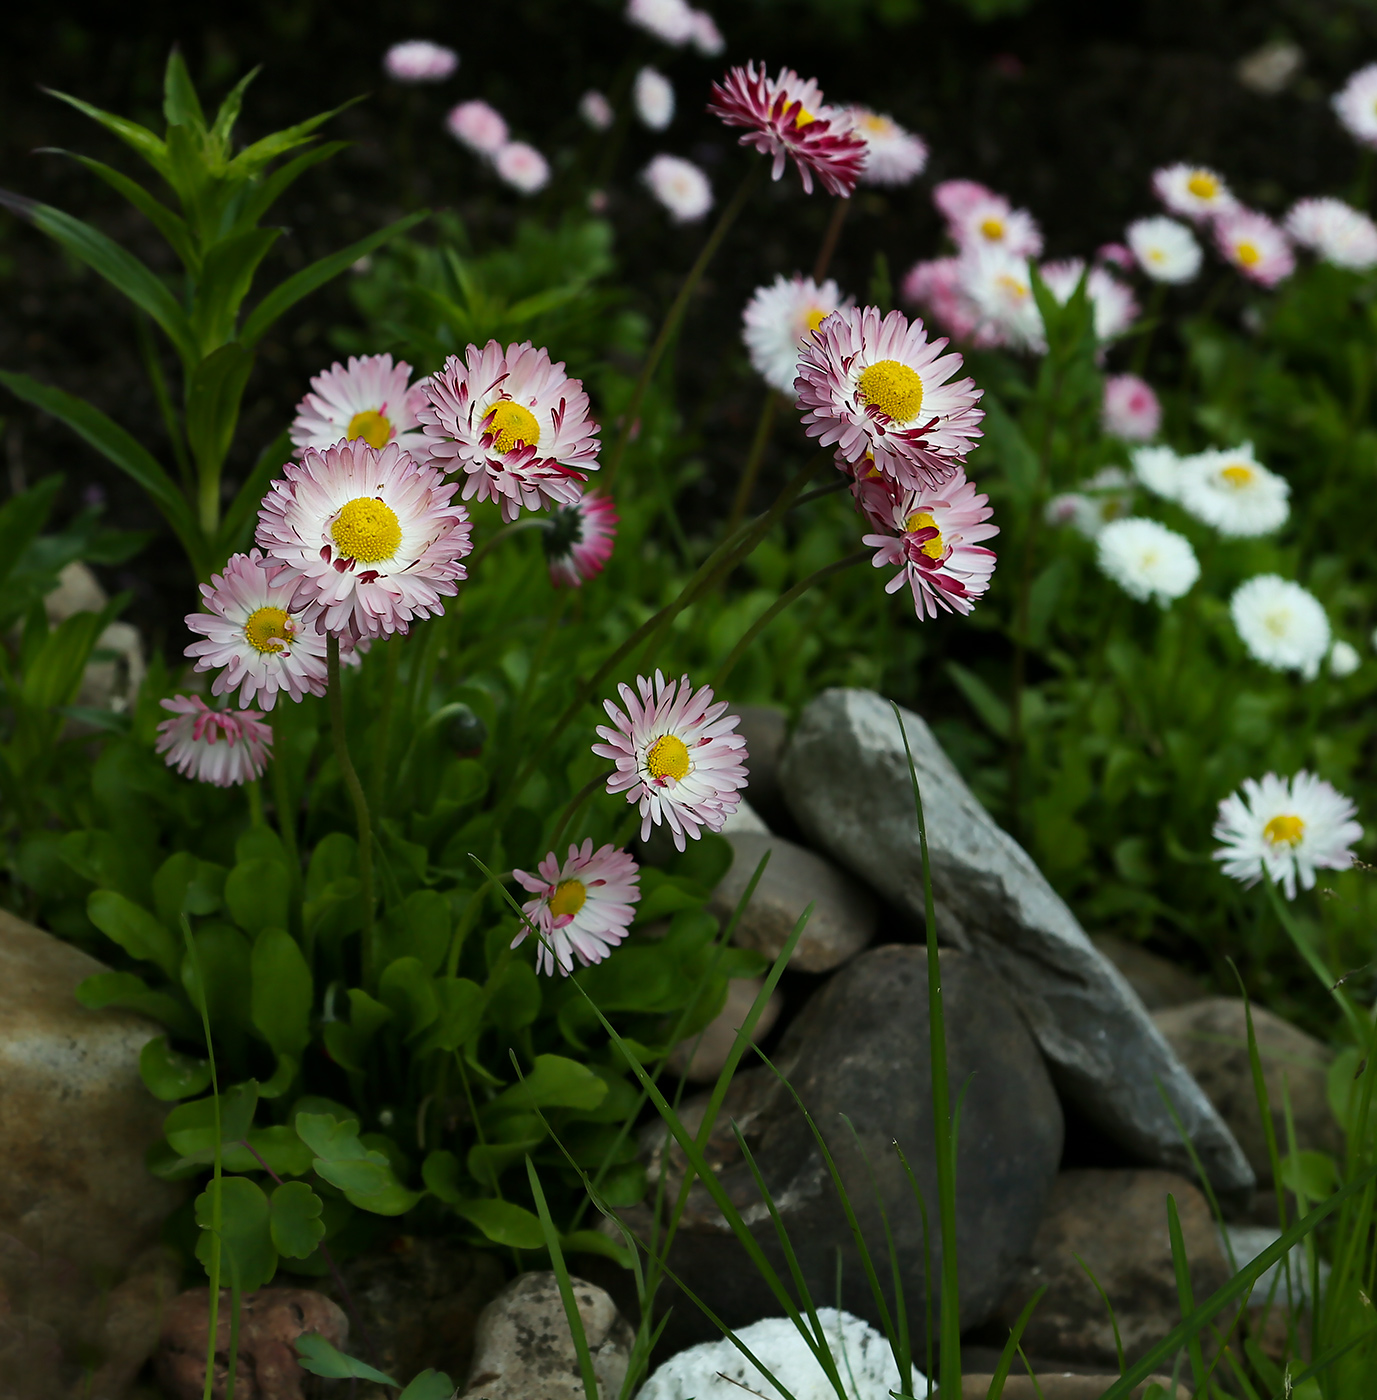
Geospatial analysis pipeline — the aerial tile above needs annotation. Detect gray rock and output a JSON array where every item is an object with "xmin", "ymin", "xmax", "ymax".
[
  {"xmin": 779, "ymin": 689, "xmax": 1254, "ymax": 1198},
  {"xmin": 708, "ymin": 830, "xmax": 877, "ymax": 973},
  {"xmin": 1090, "ymin": 934, "xmax": 1205, "ymax": 1011},
  {"xmin": 639, "ymin": 947, "xmax": 1064, "ymax": 1345},
  {"xmin": 464, "ymin": 1272, "xmax": 633, "ymax": 1400},
  {"xmin": 735, "ymin": 705, "xmax": 789, "ymax": 822},
  {"xmin": 1153, "ymin": 998, "xmax": 1341, "ymax": 1188},
  {"xmin": 986, "ymin": 1169, "xmax": 1230, "ymax": 1367},
  {"xmin": 665, "ymin": 976, "xmax": 783, "ymax": 1082},
  {"xmin": 720, "ymin": 797, "xmax": 770, "ymax": 835}
]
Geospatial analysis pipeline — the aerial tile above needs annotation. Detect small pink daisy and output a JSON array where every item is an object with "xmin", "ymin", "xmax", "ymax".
[
  {"xmin": 1152, "ymin": 163, "xmax": 1238, "ymax": 222},
  {"xmin": 255, "ymin": 440, "xmax": 472, "ymax": 642},
  {"xmin": 707, "ymin": 63, "xmax": 866, "ymax": 197},
  {"xmin": 420, "ymin": 341, "xmax": 600, "ymax": 522},
  {"xmin": 383, "ymin": 41, "xmax": 458, "ymax": 84},
  {"xmin": 1101, "ymin": 374, "xmax": 1162, "ymax": 442},
  {"xmin": 593, "ymin": 671, "xmax": 748, "ymax": 851},
  {"xmin": 932, "ymin": 179, "xmax": 996, "ymax": 223},
  {"xmin": 857, "ymin": 468, "xmax": 998, "ymax": 620},
  {"xmin": 1214, "ymin": 209, "xmax": 1295, "ymax": 288},
  {"xmin": 545, "ymin": 491, "xmax": 618, "ymax": 588},
  {"xmin": 943, "ymin": 188, "xmax": 1043, "ymax": 259},
  {"xmin": 901, "ymin": 258, "xmax": 1003, "ymax": 349},
  {"xmin": 156, "ymin": 696, "xmax": 272, "ymax": 787},
  {"xmin": 1286, "ymin": 197, "xmax": 1377, "ymax": 272},
  {"xmin": 290, "ymin": 354, "xmax": 430, "ymax": 458},
  {"xmin": 796, "ymin": 305, "xmax": 985, "ymax": 492},
  {"xmin": 184, "ymin": 549, "xmax": 328, "ymax": 710},
  {"xmin": 446, "ymin": 100, "xmax": 508, "ymax": 157},
  {"xmin": 512, "ymin": 841, "xmax": 641, "ymax": 976}
]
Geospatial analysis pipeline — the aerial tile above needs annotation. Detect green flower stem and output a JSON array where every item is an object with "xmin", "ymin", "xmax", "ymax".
[
  {"xmin": 327, "ymin": 634, "xmax": 377, "ymax": 991},
  {"xmin": 270, "ymin": 711, "xmax": 303, "ymax": 944},
  {"xmin": 724, "ymin": 392, "xmax": 779, "ymax": 539},
  {"xmin": 603, "ymin": 162, "xmax": 763, "ymax": 492},
  {"xmin": 368, "ymin": 633, "xmax": 401, "ymax": 812},
  {"xmin": 198, "ymin": 466, "xmax": 220, "ymax": 542},
  {"xmin": 468, "ymin": 516, "xmax": 552, "ymax": 572},
  {"xmin": 811, "ymin": 196, "xmax": 851, "ymax": 282},
  {"xmin": 245, "ymin": 778, "xmax": 264, "ymax": 827},
  {"xmin": 1130, "ymin": 281, "xmax": 1167, "ymax": 377},
  {"xmin": 547, "ymin": 772, "xmax": 608, "ymax": 853}
]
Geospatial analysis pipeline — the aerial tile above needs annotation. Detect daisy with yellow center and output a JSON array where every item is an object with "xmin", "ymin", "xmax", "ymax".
[
  {"xmin": 184, "ymin": 549, "xmax": 328, "ymax": 710},
  {"xmin": 512, "ymin": 840, "xmax": 641, "ymax": 977},
  {"xmin": 741, "ymin": 274, "xmax": 853, "ymax": 394},
  {"xmin": 939, "ymin": 185, "xmax": 1043, "ymax": 258},
  {"xmin": 1177, "ymin": 443, "xmax": 1290, "ymax": 537},
  {"xmin": 420, "ymin": 340, "xmax": 601, "ymax": 522},
  {"xmin": 1214, "ymin": 771, "xmax": 1361, "ymax": 900},
  {"xmin": 1214, "ymin": 208, "xmax": 1295, "ymax": 287},
  {"xmin": 290, "ymin": 354, "xmax": 430, "ymax": 459},
  {"xmin": 1331, "ymin": 63, "xmax": 1377, "ymax": 151},
  {"xmin": 1151, "ymin": 162, "xmax": 1238, "ymax": 221},
  {"xmin": 255, "ymin": 439, "xmax": 472, "ymax": 643},
  {"xmin": 843, "ymin": 105, "xmax": 928, "ymax": 188},
  {"xmin": 593, "ymin": 671, "xmax": 749, "ymax": 852}
]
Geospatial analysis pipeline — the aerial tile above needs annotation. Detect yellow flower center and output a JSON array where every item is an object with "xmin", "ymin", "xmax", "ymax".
[
  {"xmin": 793, "ymin": 104, "xmax": 816, "ymax": 128},
  {"xmin": 486, "ymin": 400, "xmax": 541, "ymax": 455},
  {"xmin": 243, "ymin": 606, "xmax": 294, "ymax": 654},
  {"xmin": 1236, "ymin": 241, "xmax": 1261, "ymax": 267},
  {"xmin": 1263, "ymin": 813, "xmax": 1305, "ymax": 847},
  {"xmin": 1148, "ymin": 248, "xmax": 1166, "ymax": 263},
  {"xmin": 549, "ymin": 878, "xmax": 588, "ymax": 918},
  {"xmin": 860, "ymin": 113, "xmax": 891, "ymax": 134},
  {"xmin": 331, "ymin": 496, "xmax": 402, "ymax": 565},
  {"xmin": 857, "ymin": 359, "xmax": 924, "ymax": 424},
  {"xmin": 905, "ymin": 510, "xmax": 945, "ymax": 559},
  {"xmin": 804, "ymin": 307, "xmax": 830, "ymax": 334},
  {"xmin": 1220, "ymin": 464, "xmax": 1254, "ymax": 488},
  {"xmin": 980, "ymin": 217, "xmax": 1006, "ymax": 241},
  {"xmin": 997, "ymin": 273, "xmax": 1029, "ymax": 300},
  {"xmin": 646, "ymin": 733, "xmax": 691, "ymax": 782},
  {"xmin": 345, "ymin": 409, "xmax": 393, "ymax": 450},
  {"xmin": 1187, "ymin": 171, "xmax": 1219, "ymax": 199}
]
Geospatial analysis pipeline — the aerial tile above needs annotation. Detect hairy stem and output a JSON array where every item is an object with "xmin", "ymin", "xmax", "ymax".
[
  {"xmin": 328, "ymin": 635, "xmax": 377, "ymax": 991},
  {"xmin": 725, "ymin": 392, "xmax": 779, "ymax": 538},
  {"xmin": 812, "ymin": 196, "xmax": 851, "ymax": 282}
]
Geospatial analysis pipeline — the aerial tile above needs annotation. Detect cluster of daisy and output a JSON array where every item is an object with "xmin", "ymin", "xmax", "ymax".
[{"xmin": 158, "ymin": 349, "xmax": 618, "ymax": 787}]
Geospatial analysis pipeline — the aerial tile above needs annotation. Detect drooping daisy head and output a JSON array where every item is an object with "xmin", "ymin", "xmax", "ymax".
[
  {"xmin": 1213, "ymin": 771, "xmax": 1362, "ymax": 900},
  {"xmin": 1045, "ymin": 466, "xmax": 1134, "ymax": 539},
  {"xmin": 797, "ymin": 305, "xmax": 984, "ymax": 492},
  {"xmin": 494, "ymin": 142, "xmax": 551, "ymax": 195},
  {"xmin": 1131, "ymin": 444, "xmax": 1184, "ymax": 501},
  {"xmin": 1285, "ymin": 197, "xmax": 1377, "ymax": 272},
  {"xmin": 255, "ymin": 440, "xmax": 472, "ymax": 642},
  {"xmin": 579, "ymin": 90, "xmax": 615, "ymax": 131},
  {"xmin": 844, "ymin": 107, "xmax": 928, "ymax": 188},
  {"xmin": 420, "ymin": 341, "xmax": 600, "ymax": 522},
  {"xmin": 1096, "ymin": 517, "xmax": 1200, "ymax": 606},
  {"xmin": 1102, "ymin": 374, "xmax": 1161, "ymax": 442},
  {"xmin": 184, "ymin": 550, "xmax": 328, "ymax": 711},
  {"xmin": 544, "ymin": 491, "xmax": 618, "ymax": 588},
  {"xmin": 383, "ymin": 41, "xmax": 458, "ymax": 84},
  {"xmin": 959, "ymin": 245, "xmax": 1045, "ymax": 353},
  {"xmin": 1126, "ymin": 215, "xmax": 1203, "ymax": 284},
  {"xmin": 290, "ymin": 354, "xmax": 430, "ymax": 459},
  {"xmin": 446, "ymin": 100, "xmax": 509, "ymax": 157},
  {"xmin": 944, "ymin": 189, "xmax": 1043, "ymax": 259},
  {"xmin": 1332, "ymin": 63, "xmax": 1377, "ymax": 149},
  {"xmin": 1039, "ymin": 260, "xmax": 1138, "ymax": 345},
  {"xmin": 625, "ymin": 0, "xmax": 696, "ymax": 45},
  {"xmin": 1152, "ymin": 163, "xmax": 1238, "ymax": 222},
  {"xmin": 742, "ymin": 274, "xmax": 852, "ymax": 394},
  {"xmin": 512, "ymin": 840, "xmax": 641, "ymax": 977},
  {"xmin": 592, "ymin": 671, "xmax": 748, "ymax": 851},
  {"xmin": 1230, "ymin": 574, "xmax": 1331, "ymax": 679},
  {"xmin": 857, "ymin": 467, "xmax": 998, "ymax": 620},
  {"xmin": 634, "ymin": 67, "xmax": 676, "ymax": 130},
  {"xmin": 707, "ymin": 63, "xmax": 866, "ymax": 197},
  {"xmin": 1177, "ymin": 444, "xmax": 1289, "ymax": 538},
  {"xmin": 156, "ymin": 696, "xmax": 273, "ymax": 788},
  {"xmin": 643, "ymin": 154, "xmax": 714, "ymax": 223},
  {"xmin": 1214, "ymin": 210, "xmax": 1295, "ymax": 288}
]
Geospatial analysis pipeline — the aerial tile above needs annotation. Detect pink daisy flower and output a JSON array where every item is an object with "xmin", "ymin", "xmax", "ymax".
[
  {"xmin": 383, "ymin": 41, "xmax": 458, "ymax": 84},
  {"xmin": 512, "ymin": 841, "xmax": 641, "ymax": 976},
  {"xmin": 419, "ymin": 341, "xmax": 600, "ymax": 522},
  {"xmin": 290, "ymin": 354, "xmax": 430, "ymax": 458},
  {"xmin": 495, "ymin": 142, "xmax": 550, "ymax": 194},
  {"xmin": 795, "ymin": 305, "xmax": 985, "ymax": 492},
  {"xmin": 707, "ymin": 63, "xmax": 866, "ymax": 197},
  {"xmin": 545, "ymin": 491, "xmax": 618, "ymax": 588},
  {"xmin": 446, "ymin": 100, "xmax": 508, "ymax": 157},
  {"xmin": 901, "ymin": 257, "xmax": 1004, "ymax": 349},
  {"xmin": 1214, "ymin": 209, "xmax": 1295, "ymax": 288},
  {"xmin": 592, "ymin": 671, "xmax": 748, "ymax": 851},
  {"xmin": 932, "ymin": 179, "xmax": 996, "ymax": 223},
  {"xmin": 1101, "ymin": 374, "xmax": 1162, "ymax": 442},
  {"xmin": 943, "ymin": 188, "xmax": 1043, "ymax": 259},
  {"xmin": 1152, "ymin": 164, "xmax": 1238, "ymax": 222},
  {"xmin": 184, "ymin": 549, "xmax": 328, "ymax": 710},
  {"xmin": 156, "ymin": 696, "xmax": 272, "ymax": 787},
  {"xmin": 1040, "ymin": 259, "xmax": 1139, "ymax": 344},
  {"xmin": 255, "ymin": 440, "xmax": 472, "ymax": 642},
  {"xmin": 857, "ymin": 468, "xmax": 998, "ymax": 620}
]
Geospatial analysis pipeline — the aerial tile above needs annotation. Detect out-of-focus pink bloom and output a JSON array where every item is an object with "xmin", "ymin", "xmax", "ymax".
[
  {"xmin": 1101, "ymin": 374, "xmax": 1162, "ymax": 442},
  {"xmin": 383, "ymin": 41, "xmax": 458, "ymax": 84},
  {"xmin": 689, "ymin": 9, "xmax": 725, "ymax": 55},
  {"xmin": 1214, "ymin": 209, "xmax": 1295, "ymax": 288},
  {"xmin": 1286, "ymin": 197, "xmax": 1377, "ymax": 271},
  {"xmin": 446, "ymin": 100, "xmax": 508, "ymax": 156},
  {"xmin": 643, "ymin": 154, "xmax": 713, "ymax": 222},
  {"xmin": 1097, "ymin": 242, "xmax": 1135, "ymax": 272},
  {"xmin": 579, "ymin": 90, "xmax": 615, "ymax": 131},
  {"xmin": 494, "ymin": 142, "xmax": 550, "ymax": 194}
]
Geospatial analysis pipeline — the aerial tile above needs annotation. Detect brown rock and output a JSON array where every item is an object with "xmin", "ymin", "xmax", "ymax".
[
  {"xmin": 0, "ymin": 910, "xmax": 182, "ymax": 1275},
  {"xmin": 155, "ymin": 1287, "xmax": 348, "ymax": 1400},
  {"xmin": 463, "ymin": 1271, "xmax": 632, "ymax": 1400},
  {"xmin": 1152, "ymin": 998, "xmax": 1340, "ymax": 1187},
  {"xmin": 960, "ymin": 1376, "xmax": 1191, "ymax": 1399},
  {"xmin": 708, "ymin": 831, "xmax": 876, "ymax": 973},
  {"xmin": 83, "ymin": 1246, "xmax": 183, "ymax": 1400},
  {"xmin": 665, "ymin": 977, "xmax": 782, "ymax": 1082},
  {"xmin": 988, "ymin": 1169, "xmax": 1230, "ymax": 1367},
  {"xmin": 1090, "ymin": 935, "xmax": 1205, "ymax": 1011}
]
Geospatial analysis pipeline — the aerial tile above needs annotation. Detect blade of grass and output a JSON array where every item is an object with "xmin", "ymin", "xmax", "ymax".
[
  {"xmin": 527, "ymin": 1156, "xmax": 601, "ymax": 1400},
  {"xmin": 1165, "ymin": 1194, "xmax": 1207, "ymax": 1394},
  {"xmin": 985, "ymin": 1286, "xmax": 1046, "ymax": 1400},
  {"xmin": 1072, "ymin": 1255, "xmax": 1125, "ymax": 1376},
  {"xmin": 891, "ymin": 1144, "xmax": 935, "ymax": 1398}
]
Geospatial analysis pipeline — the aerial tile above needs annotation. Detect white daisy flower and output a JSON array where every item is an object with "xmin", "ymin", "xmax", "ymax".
[
  {"xmin": 1330, "ymin": 639, "xmax": 1362, "ymax": 677},
  {"xmin": 1040, "ymin": 259, "xmax": 1138, "ymax": 344},
  {"xmin": 290, "ymin": 354, "xmax": 430, "ymax": 458},
  {"xmin": 1213, "ymin": 771, "xmax": 1362, "ymax": 899},
  {"xmin": 420, "ymin": 340, "xmax": 600, "ymax": 521},
  {"xmin": 1231, "ymin": 575, "xmax": 1331, "ymax": 679},
  {"xmin": 1214, "ymin": 209, "xmax": 1295, "ymax": 288},
  {"xmin": 635, "ymin": 67, "xmax": 675, "ymax": 130},
  {"xmin": 844, "ymin": 107, "xmax": 928, "ymax": 188},
  {"xmin": 512, "ymin": 841, "xmax": 641, "ymax": 976},
  {"xmin": 1285, "ymin": 197, "xmax": 1377, "ymax": 272},
  {"xmin": 383, "ymin": 41, "xmax": 458, "ymax": 84},
  {"xmin": 184, "ymin": 550, "xmax": 328, "ymax": 711},
  {"xmin": 446, "ymin": 100, "xmax": 509, "ymax": 157},
  {"xmin": 1096, "ymin": 517, "xmax": 1200, "ymax": 606},
  {"xmin": 959, "ymin": 245, "xmax": 1045, "ymax": 352},
  {"xmin": 947, "ymin": 190, "xmax": 1043, "ymax": 258},
  {"xmin": 494, "ymin": 142, "xmax": 550, "ymax": 194},
  {"xmin": 1126, "ymin": 215, "xmax": 1203, "ymax": 284},
  {"xmin": 255, "ymin": 440, "xmax": 473, "ymax": 642},
  {"xmin": 1045, "ymin": 467, "xmax": 1134, "ymax": 538},
  {"xmin": 579, "ymin": 90, "xmax": 615, "ymax": 131},
  {"xmin": 156, "ymin": 696, "xmax": 272, "ymax": 788},
  {"xmin": 1176, "ymin": 444, "xmax": 1289, "ymax": 537},
  {"xmin": 643, "ymin": 154, "xmax": 713, "ymax": 223},
  {"xmin": 626, "ymin": 0, "xmax": 696, "ymax": 46},
  {"xmin": 1332, "ymin": 64, "xmax": 1377, "ymax": 150},
  {"xmin": 689, "ymin": 10, "xmax": 725, "ymax": 55},
  {"xmin": 1131, "ymin": 444, "xmax": 1185, "ymax": 501},
  {"xmin": 592, "ymin": 671, "xmax": 749, "ymax": 851},
  {"xmin": 741, "ymin": 274, "xmax": 852, "ymax": 395},
  {"xmin": 1152, "ymin": 163, "xmax": 1238, "ymax": 222}
]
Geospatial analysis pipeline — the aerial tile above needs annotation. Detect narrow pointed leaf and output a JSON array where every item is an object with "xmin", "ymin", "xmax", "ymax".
[
  {"xmin": 163, "ymin": 50, "xmax": 207, "ymax": 132},
  {"xmin": 210, "ymin": 67, "xmax": 261, "ymax": 149},
  {"xmin": 231, "ymin": 142, "xmax": 348, "ymax": 233},
  {"xmin": 226, "ymin": 98, "xmax": 362, "ymax": 180},
  {"xmin": 185, "ymin": 343, "xmax": 256, "ymax": 477},
  {"xmin": 192, "ymin": 228, "xmax": 280, "ymax": 348},
  {"xmin": 41, "ymin": 88, "xmax": 170, "ymax": 178}
]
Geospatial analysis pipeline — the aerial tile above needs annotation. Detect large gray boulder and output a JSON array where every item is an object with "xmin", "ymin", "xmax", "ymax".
[{"xmin": 779, "ymin": 688, "xmax": 1254, "ymax": 1198}]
